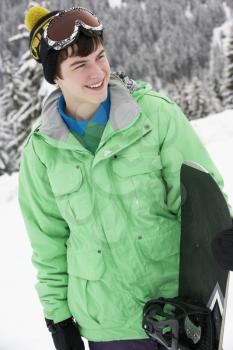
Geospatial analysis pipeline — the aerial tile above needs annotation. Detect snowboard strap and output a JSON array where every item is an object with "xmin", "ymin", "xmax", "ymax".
[{"xmin": 142, "ymin": 297, "xmax": 214, "ymax": 350}]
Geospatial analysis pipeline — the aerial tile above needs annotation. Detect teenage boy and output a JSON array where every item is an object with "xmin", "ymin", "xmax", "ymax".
[{"xmin": 18, "ymin": 6, "xmax": 233, "ymax": 350}]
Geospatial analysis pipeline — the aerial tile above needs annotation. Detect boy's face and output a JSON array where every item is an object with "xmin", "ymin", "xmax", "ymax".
[{"xmin": 54, "ymin": 43, "xmax": 111, "ymax": 106}]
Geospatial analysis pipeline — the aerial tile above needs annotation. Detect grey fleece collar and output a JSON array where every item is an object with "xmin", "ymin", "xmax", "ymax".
[{"xmin": 40, "ymin": 72, "xmax": 141, "ymax": 142}]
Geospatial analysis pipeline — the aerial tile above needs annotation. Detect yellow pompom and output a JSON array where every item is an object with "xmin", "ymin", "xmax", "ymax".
[{"xmin": 25, "ymin": 6, "xmax": 49, "ymax": 32}]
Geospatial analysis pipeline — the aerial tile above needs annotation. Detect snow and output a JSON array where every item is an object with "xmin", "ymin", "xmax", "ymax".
[
  {"xmin": 184, "ymin": 2, "xmax": 193, "ymax": 20},
  {"xmin": 18, "ymin": 57, "xmax": 37, "ymax": 75},
  {"xmin": 1, "ymin": 109, "xmax": 233, "ymax": 349},
  {"xmin": 108, "ymin": 0, "xmax": 122, "ymax": 8},
  {"xmin": 223, "ymin": 1, "xmax": 233, "ymax": 20},
  {"xmin": 211, "ymin": 18, "xmax": 233, "ymax": 54},
  {"xmin": 140, "ymin": 2, "xmax": 146, "ymax": 11},
  {"xmin": 191, "ymin": 110, "xmax": 233, "ymax": 205}
]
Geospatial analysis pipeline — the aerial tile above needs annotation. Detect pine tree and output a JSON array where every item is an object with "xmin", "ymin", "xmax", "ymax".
[
  {"xmin": 0, "ymin": 22, "xmax": 47, "ymax": 176},
  {"xmin": 170, "ymin": 78, "xmax": 192, "ymax": 119},
  {"xmin": 188, "ymin": 76, "xmax": 209, "ymax": 119},
  {"xmin": 167, "ymin": 75, "xmax": 213, "ymax": 120},
  {"xmin": 222, "ymin": 24, "xmax": 233, "ymax": 109},
  {"xmin": 205, "ymin": 76, "xmax": 223, "ymax": 113}
]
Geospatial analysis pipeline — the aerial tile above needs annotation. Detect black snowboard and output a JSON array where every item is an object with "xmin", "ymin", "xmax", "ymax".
[{"xmin": 179, "ymin": 162, "xmax": 232, "ymax": 349}]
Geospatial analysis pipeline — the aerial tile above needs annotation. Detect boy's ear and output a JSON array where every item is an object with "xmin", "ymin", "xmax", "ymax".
[{"xmin": 53, "ymin": 75, "xmax": 59, "ymax": 85}]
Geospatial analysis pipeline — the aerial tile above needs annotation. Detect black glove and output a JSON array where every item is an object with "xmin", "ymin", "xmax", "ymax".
[
  {"xmin": 45, "ymin": 317, "xmax": 85, "ymax": 350},
  {"xmin": 211, "ymin": 225, "xmax": 233, "ymax": 271}
]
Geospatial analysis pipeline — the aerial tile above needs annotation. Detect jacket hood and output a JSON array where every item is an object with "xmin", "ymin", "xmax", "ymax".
[
  {"xmin": 132, "ymin": 79, "xmax": 153, "ymax": 99},
  {"xmin": 35, "ymin": 72, "xmax": 152, "ymax": 144}
]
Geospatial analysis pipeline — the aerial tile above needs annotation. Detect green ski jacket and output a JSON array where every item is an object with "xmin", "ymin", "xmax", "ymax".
[{"xmin": 18, "ymin": 72, "xmax": 231, "ymax": 341}]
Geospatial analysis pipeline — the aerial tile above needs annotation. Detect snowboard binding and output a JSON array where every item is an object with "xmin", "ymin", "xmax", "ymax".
[{"xmin": 142, "ymin": 297, "xmax": 215, "ymax": 350}]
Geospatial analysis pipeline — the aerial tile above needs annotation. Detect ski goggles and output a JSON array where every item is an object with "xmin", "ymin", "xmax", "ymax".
[{"xmin": 42, "ymin": 7, "xmax": 103, "ymax": 51}]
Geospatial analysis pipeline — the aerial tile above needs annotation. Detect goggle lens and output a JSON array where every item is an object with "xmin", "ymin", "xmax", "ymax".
[{"xmin": 48, "ymin": 8, "xmax": 101, "ymax": 41}]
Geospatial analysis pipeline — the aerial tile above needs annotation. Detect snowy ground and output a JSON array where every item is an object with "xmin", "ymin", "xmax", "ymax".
[{"xmin": 0, "ymin": 109, "xmax": 233, "ymax": 350}]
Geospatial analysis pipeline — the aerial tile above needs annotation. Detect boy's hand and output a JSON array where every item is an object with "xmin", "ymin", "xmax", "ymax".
[{"xmin": 45, "ymin": 317, "xmax": 85, "ymax": 350}]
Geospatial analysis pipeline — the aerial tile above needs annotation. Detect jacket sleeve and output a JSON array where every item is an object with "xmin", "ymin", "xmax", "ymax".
[
  {"xmin": 157, "ymin": 100, "xmax": 233, "ymax": 221},
  {"xmin": 18, "ymin": 135, "xmax": 72, "ymax": 323}
]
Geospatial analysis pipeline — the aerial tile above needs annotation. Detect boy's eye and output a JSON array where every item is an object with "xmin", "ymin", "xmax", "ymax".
[
  {"xmin": 74, "ymin": 64, "xmax": 85, "ymax": 69},
  {"xmin": 72, "ymin": 54, "xmax": 105, "ymax": 70}
]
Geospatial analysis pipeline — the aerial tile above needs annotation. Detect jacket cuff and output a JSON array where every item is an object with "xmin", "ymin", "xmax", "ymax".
[{"xmin": 45, "ymin": 304, "xmax": 73, "ymax": 323}]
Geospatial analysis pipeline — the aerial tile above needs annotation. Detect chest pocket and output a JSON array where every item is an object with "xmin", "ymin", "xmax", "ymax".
[
  {"xmin": 47, "ymin": 164, "xmax": 84, "ymax": 225},
  {"xmin": 47, "ymin": 164, "xmax": 83, "ymax": 196},
  {"xmin": 111, "ymin": 152, "xmax": 165, "ymax": 211},
  {"xmin": 48, "ymin": 164, "xmax": 97, "ymax": 227}
]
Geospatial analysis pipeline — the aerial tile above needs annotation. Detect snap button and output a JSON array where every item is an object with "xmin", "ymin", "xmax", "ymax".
[
  {"xmin": 97, "ymin": 249, "xmax": 102, "ymax": 254},
  {"xmin": 138, "ymin": 235, "xmax": 142, "ymax": 240},
  {"xmin": 144, "ymin": 124, "xmax": 150, "ymax": 130},
  {"xmin": 76, "ymin": 165, "xmax": 80, "ymax": 169},
  {"xmin": 113, "ymin": 154, "xmax": 118, "ymax": 159}
]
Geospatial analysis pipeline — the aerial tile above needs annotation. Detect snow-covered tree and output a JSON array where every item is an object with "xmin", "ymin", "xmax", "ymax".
[
  {"xmin": 0, "ymin": 24, "xmax": 46, "ymax": 175},
  {"xmin": 167, "ymin": 73, "xmax": 221, "ymax": 120},
  {"xmin": 222, "ymin": 24, "xmax": 233, "ymax": 109},
  {"xmin": 209, "ymin": 17, "xmax": 233, "ymax": 107},
  {"xmin": 166, "ymin": 77, "xmax": 191, "ymax": 118}
]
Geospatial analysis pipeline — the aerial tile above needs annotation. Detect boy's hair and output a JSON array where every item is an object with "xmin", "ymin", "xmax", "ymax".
[{"xmin": 55, "ymin": 32, "xmax": 104, "ymax": 80}]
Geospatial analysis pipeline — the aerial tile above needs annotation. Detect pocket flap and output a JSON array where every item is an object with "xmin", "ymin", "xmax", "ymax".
[
  {"xmin": 137, "ymin": 225, "xmax": 180, "ymax": 262},
  {"xmin": 67, "ymin": 247, "xmax": 105, "ymax": 280},
  {"xmin": 48, "ymin": 165, "xmax": 83, "ymax": 195},
  {"xmin": 112, "ymin": 154, "xmax": 162, "ymax": 177}
]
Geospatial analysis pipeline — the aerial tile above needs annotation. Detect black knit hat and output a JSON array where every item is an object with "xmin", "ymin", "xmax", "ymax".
[
  {"xmin": 39, "ymin": 37, "xmax": 60, "ymax": 84},
  {"xmin": 25, "ymin": 6, "xmax": 60, "ymax": 84}
]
